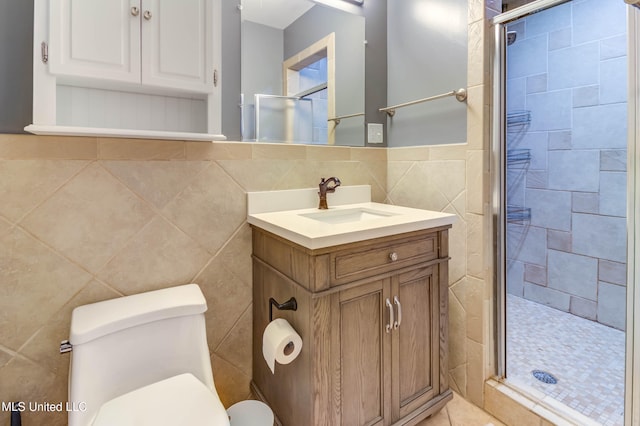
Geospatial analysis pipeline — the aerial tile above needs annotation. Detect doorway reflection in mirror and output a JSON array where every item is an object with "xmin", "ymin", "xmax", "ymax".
[{"xmin": 241, "ymin": 0, "xmax": 364, "ymax": 145}]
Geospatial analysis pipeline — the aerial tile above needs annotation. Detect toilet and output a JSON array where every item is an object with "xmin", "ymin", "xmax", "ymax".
[{"xmin": 66, "ymin": 284, "xmax": 273, "ymax": 426}]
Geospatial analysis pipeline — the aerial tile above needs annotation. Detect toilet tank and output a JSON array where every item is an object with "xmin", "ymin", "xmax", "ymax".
[{"xmin": 67, "ymin": 284, "xmax": 216, "ymax": 426}]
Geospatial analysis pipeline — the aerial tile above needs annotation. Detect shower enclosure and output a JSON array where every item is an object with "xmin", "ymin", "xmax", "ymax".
[
  {"xmin": 496, "ymin": 0, "xmax": 629, "ymax": 424},
  {"xmin": 253, "ymin": 57, "xmax": 329, "ymax": 144}
]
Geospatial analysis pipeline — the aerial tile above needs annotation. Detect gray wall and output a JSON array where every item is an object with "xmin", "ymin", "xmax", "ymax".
[
  {"xmin": 221, "ymin": 0, "xmax": 242, "ymax": 140},
  {"xmin": 0, "ymin": 0, "xmax": 33, "ymax": 133},
  {"xmin": 284, "ymin": 4, "xmax": 365, "ymax": 146},
  {"xmin": 241, "ymin": 22, "xmax": 283, "ymax": 98},
  {"xmin": 362, "ymin": 0, "xmax": 387, "ymax": 146},
  {"xmin": 241, "ymin": 21, "xmax": 284, "ymax": 140},
  {"xmin": 386, "ymin": 0, "xmax": 467, "ymax": 147}
]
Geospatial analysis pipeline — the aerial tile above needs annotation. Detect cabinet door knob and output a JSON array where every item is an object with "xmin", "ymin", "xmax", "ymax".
[
  {"xmin": 143, "ymin": 10, "xmax": 152, "ymax": 20},
  {"xmin": 130, "ymin": 6, "xmax": 140, "ymax": 16},
  {"xmin": 393, "ymin": 296, "xmax": 402, "ymax": 329},
  {"xmin": 385, "ymin": 298, "xmax": 394, "ymax": 334},
  {"xmin": 389, "ymin": 252, "xmax": 398, "ymax": 262}
]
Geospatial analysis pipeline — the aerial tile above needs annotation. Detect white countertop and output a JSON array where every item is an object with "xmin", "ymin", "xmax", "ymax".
[{"xmin": 247, "ymin": 186, "xmax": 456, "ymax": 250}]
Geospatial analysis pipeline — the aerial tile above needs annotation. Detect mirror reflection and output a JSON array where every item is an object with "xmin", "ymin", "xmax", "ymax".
[{"xmin": 241, "ymin": 0, "xmax": 365, "ymax": 146}]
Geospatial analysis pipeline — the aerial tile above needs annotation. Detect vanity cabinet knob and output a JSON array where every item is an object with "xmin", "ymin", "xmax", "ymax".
[
  {"xmin": 143, "ymin": 10, "xmax": 152, "ymax": 20},
  {"xmin": 389, "ymin": 252, "xmax": 398, "ymax": 262},
  {"xmin": 131, "ymin": 6, "xmax": 140, "ymax": 16}
]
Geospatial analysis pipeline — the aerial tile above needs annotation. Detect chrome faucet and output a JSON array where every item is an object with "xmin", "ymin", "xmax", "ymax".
[{"xmin": 318, "ymin": 177, "xmax": 341, "ymax": 209}]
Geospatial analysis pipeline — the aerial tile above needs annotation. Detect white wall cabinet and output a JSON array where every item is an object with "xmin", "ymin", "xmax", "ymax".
[
  {"xmin": 141, "ymin": 0, "xmax": 212, "ymax": 93},
  {"xmin": 49, "ymin": 0, "xmax": 141, "ymax": 85},
  {"xmin": 27, "ymin": 0, "xmax": 224, "ymax": 141},
  {"xmin": 50, "ymin": 0, "xmax": 212, "ymax": 93}
]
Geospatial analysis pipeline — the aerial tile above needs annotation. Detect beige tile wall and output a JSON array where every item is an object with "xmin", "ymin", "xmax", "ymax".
[{"xmin": 0, "ymin": 135, "xmax": 386, "ymax": 425}]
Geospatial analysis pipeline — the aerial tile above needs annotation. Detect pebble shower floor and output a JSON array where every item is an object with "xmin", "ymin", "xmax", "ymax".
[{"xmin": 506, "ymin": 295, "xmax": 624, "ymax": 425}]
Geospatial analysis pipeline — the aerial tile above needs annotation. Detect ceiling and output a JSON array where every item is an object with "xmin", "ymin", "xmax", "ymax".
[{"xmin": 241, "ymin": 0, "xmax": 315, "ymax": 30}]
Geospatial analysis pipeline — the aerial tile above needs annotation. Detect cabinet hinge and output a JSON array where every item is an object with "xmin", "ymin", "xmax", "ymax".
[
  {"xmin": 59, "ymin": 340, "xmax": 72, "ymax": 354},
  {"xmin": 213, "ymin": 69, "xmax": 218, "ymax": 87},
  {"xmin": 41, "ymin": 42, "xmax": 48, "ymax": 64}
]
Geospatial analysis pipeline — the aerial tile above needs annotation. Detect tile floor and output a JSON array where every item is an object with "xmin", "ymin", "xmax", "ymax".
[
  {"xmin": 417, "ymin": 392, "xmax": 505, "ymax": 426},
  {"xmin": 506, "ymin": 295, "xmax": 625, "ymax": 426}
]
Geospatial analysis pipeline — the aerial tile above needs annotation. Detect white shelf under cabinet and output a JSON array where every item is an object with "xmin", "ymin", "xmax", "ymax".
[{"xmin": 24, "ymin": 125, "xmax": 226, "ymax": 142}]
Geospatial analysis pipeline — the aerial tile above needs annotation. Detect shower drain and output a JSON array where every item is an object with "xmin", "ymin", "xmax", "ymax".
[{"xmin": 532, "ymin": 370, "xmax": 558, "ymax": 384}]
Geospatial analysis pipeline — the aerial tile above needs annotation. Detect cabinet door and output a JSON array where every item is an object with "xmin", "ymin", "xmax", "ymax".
[
  {"xmin": 392, "ymin": 265, "xmax": 439, "ymax": 420},
  {"xmin": 335, "ymin": 280, "xmax": 392, "ymax": 426},
  {"xmin": 49, "ymin": 0, "xmax": 141, "ymax": 83},
  {"xmin": 140, "ymin": 0, "xmax": 213, "ymax": 93}
]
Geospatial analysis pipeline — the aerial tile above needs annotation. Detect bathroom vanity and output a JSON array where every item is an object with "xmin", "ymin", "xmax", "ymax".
[{"xmin": 248, "ymin": 186, "xmax": 455, "ymax": 426}]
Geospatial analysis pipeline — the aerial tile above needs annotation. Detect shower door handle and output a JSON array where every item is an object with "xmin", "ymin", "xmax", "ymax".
[{"xmin": 385, "ymin": 298, "xmax": 394, "ymax": 333}]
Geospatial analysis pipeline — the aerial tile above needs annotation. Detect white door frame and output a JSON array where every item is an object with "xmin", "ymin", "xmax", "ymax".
[{"xmin": 626, "ymin": 5, "xmax": 639, "ymax": 425}]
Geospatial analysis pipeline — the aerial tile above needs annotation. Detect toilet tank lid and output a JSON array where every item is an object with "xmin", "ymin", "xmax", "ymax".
[{"xmin": 70, "ymin": 284, "xmax": 207, "ymax": 345}]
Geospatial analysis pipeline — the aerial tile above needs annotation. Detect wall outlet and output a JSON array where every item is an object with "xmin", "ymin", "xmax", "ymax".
[{"xmin": 367, "ymin": 123, "xmax": 384, "ymax": 144}]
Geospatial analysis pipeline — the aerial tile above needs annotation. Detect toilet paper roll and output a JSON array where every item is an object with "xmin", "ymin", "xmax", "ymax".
[{"xmin": 262, "ymin": 318, "xmax": 303, "ymax": 374}]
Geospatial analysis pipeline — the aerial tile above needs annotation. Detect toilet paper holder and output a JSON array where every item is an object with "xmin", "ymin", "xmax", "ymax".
[{"xmin": 269, "ymin": 297, "xmax": 297, "ymax": 321}]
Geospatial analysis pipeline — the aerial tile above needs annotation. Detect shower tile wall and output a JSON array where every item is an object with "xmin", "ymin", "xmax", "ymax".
[{"xmin": 506, "ymin": 0, "xmax": 627, "ymax": 330}]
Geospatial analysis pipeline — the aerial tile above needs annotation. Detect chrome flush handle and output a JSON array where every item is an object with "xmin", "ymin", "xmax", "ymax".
[{"xmin": 385, "ymin": 298, "xmax": 394, "ymax": 333}]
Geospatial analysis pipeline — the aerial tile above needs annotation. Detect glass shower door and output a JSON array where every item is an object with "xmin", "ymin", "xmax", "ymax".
[{"xmin": 501, "ymin": 1, "xmax": 628, "ymax": 424}]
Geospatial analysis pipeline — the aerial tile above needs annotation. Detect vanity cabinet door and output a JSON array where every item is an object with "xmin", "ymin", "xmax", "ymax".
[
  {"xmin": 334, "ymin": 279, "xmax": 392, "ymax": 426},
  {"xmin": 391, "ymin": 265, "xmax": 440, "ymax": 421},
  {"xmin": 49, "ymin": 0, "xmax": 141, "ymax": 83},
  {"xmin": 141, "ymin": 0, "xmax": 213, "ymax": 93},
  {"xmin": 334, "ymin": 266, "xmax": 443, "ymax": 425}
]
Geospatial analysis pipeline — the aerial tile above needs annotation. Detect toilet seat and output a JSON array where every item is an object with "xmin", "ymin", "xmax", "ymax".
[{"xmin": 91, "ymin": 373, "xmax": 230, "ymax": 426}]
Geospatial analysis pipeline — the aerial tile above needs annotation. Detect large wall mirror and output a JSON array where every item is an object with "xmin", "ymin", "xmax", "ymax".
[
  {"xmin": 0, "ymin": 0, "xmax": 467, "ymax": 148},
  {"xmin": 241, "ymin": 0, "xmax": 365, "ymax": 146}
]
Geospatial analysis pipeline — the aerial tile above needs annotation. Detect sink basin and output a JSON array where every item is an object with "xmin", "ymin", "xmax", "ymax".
[
  {"xmin": 246, "ymin": 185, "xmax": 457, "ymax": 249},
  {"xmin": 299, "ymin": 207, "xmax": 399, "ymax": 224}
]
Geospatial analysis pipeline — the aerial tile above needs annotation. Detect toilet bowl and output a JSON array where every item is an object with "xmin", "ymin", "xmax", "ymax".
[
  {"xmin": 66, "ymin": 284, "xmax": 272, "ymax": 426},
  {"xmin": 91, "ymin": 373, "xmax": 227, "ymax": 426}
]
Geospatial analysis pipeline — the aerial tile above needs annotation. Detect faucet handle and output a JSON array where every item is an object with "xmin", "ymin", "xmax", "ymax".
[{"xmin": 323, "ymin": 177, "xmax": 341, "ymax": 192}]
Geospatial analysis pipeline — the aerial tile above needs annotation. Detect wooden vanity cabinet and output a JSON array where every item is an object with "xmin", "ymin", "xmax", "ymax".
[{"xmin": 251, "ymin": 225, "xmax": 452, "ymax": 426}]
